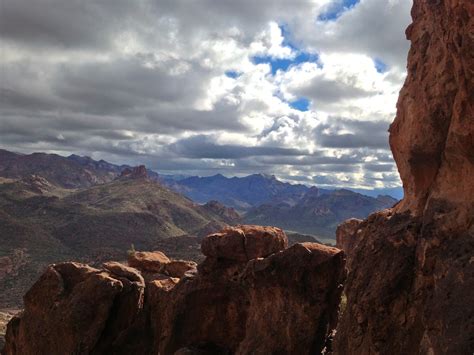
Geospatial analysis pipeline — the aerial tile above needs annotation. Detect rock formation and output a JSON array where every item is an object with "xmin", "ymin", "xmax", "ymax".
[
  {"xmin": 335, "ymin": 1, "xmax": 474, "ymax": 354},
  {"xmin": 335, "ymin": 218, "xmax": 362, "ymax": 269},
  {"xmin": 2, "ymin": 226, "xmax": 346, "ymax": 354},
  {"xmin": 119, "ymin": 165, "xmax": 148, "ymax": 180}
]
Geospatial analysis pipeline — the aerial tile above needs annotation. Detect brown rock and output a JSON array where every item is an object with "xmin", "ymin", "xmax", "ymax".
[
  {"xmin": 163, "ymin": 260, "xmax": 197, "ymax": 278},
  {"xmin": 335, "ymin": 218, "xmax": 363, "ymax": 269},
  {"xmin": 335, "ymin": 1, "xmax": 474, "ymax": 354},
  {"xmin": 151, "ymin": 241, "xmax": 345, "ymax": 355},
  {"xmin": 237, "ymin": 243, "xmax": 345, "ymax": 354},
  {"xmin": 201, "ymin": 225, "xmax": 288, "ymax": 262},
  {"xmin": 119, "ymin": 165, "xmax": 148, "ymax": 179},
  {"xmin": 2, "ymin": 262, "xmax": 149, "ymax": 355},
  {"xmin": 103, "ymin": 261, "xmax": 144, "ymax": 283},
  {"xmin": 389, "ymin": 0, "xmax": 474, "ymax": 227},
  {"xmin": 127, "ymin": 250, "xmax": 170, "ymax": 273},
  {"xmin": 3, "ymin": 231, "xmax": 346, "ymax": 354}
]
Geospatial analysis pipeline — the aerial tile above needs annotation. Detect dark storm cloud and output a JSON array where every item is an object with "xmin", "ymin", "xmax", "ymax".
[
  {"xmin": 315, "ymin": 118, "xmax": 390, "ymax": 149},
  {"xmin": 295, "ymin": 77, "xmax": 376, "ymax": 105},
  {"xmin": 53, "ymin": 56, "xmax": 210, "ymax": 114},
  {"xmin": 0, "ymin": 0, "xmax": 138, "ymax": 49},
  {"xmin": 169, "ymin": 135, "xmax": 306, "ymax": 159}
]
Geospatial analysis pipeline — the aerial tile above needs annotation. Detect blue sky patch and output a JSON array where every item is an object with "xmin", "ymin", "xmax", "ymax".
[
  {"xmin": 373, "ymin": 58, "xmax": 388, "ymax": 73},
  {"xmin": 252, "ymin": 24, "xmax": 320, "ymax": 75},
  {"xmin": 225, "ymin": 70, "xmax": 241, "ymax": 79},
  {"xmin": 252, "ymin": 52, "xmax": 319, "ymax": 75},
  {"xmin": 290, "ymin": 98, "xmax": 310, "ymax": 111},
  {"xmin": 318, "ymin": 0, "xmax": 360, "ymax": 21}
]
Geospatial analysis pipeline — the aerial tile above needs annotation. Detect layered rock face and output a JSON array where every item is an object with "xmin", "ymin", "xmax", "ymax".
[
  {"xmin": 3, "ymin": 225, "xmax": 346, "ymax": 355},
  {"xmin": 335, "ymin": 1, "xmax": 474, "ymax": 354}
]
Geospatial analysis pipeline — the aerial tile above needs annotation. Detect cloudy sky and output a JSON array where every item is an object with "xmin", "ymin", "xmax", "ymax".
[{"xmin": 0, "ymin": 0, "xmax": 412, "ymax": 189}]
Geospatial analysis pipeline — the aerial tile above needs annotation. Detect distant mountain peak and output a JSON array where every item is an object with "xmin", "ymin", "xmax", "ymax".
[{"xmin": 119, "ymin": 165, "xmax": 148, "ymax": 180}]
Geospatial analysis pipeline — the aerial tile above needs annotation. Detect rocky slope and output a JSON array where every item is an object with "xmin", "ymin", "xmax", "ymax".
[
  {"xmin": 0, "ymin": 174, "xmax": 230, "ymax": 309},
  {"xmin": 2, "ymin": 226, "xmax": 346, "ymax": 354},
  {"xmin": 335, "ymin": 1, "xmax": 474, "ymax": 353},
  {"xmin": 245, "ymin": 187, "xmax": 396, "ymax": 238}
]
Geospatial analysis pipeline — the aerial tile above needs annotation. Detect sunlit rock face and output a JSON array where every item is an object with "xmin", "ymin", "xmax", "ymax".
[
  {"xmin": 335, "ymin": 1, "xmax": 474, "ymax": 354},
  {"xmin": 390, "ymin": 0, "xmax": 474, "ymax": 225}
]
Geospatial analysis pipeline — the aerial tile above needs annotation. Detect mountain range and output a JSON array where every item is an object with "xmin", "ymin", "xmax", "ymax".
[
  {"xmin": 162, "ymin": 173, "xmax": 397, "ymax": 238},
  {"xmin": 0, "ymin": 148, "xmax": 396, "ymax": 307},
  {"xmin": 0, "ymin": 167, "xmax": 234, "ymax": 308},
  {"xmin": 244, "ymin": 187, "xmax": 397, "ymax": 238}
]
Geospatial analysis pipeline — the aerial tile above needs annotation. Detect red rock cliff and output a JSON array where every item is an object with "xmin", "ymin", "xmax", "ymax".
[{"xmin": 335, "ymin": 1, "xmax": 474, "ymax": 354}]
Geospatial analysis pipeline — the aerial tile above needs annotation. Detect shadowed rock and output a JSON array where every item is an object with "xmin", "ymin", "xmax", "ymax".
[
  {"xmin": 334, "ymin": 1, "xmax": 474, "ymax": 353},
  {"xmin": 3, "ymin": 226, "xmax": 346, "ymax": 355},
  {"xmin": 3, "ymin": 262, "xmax": 149, "ymax": 355}
]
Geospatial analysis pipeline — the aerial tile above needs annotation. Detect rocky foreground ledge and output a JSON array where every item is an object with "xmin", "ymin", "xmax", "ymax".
[{"xmin": 2, "ymin": 225, "xmax": 346, "ymax": 355}]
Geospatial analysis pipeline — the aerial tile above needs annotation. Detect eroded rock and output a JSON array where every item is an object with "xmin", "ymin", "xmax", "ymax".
[
  {"xmin": 3, "ymin": 226, "xmax": 346, "ymax": 355},
  {"xmin": 201, "ymin": 225, "xmax": 288, "ymax": 262},
  {"xmin": 127, "ymin": 251, "xmax": 170, "ymax": 273},
  {"xmin": 2, "ymin": 262, "xmax": 149, "ymax": 355},
  {"xmin": 335, "ymin": 218, "xmax": 363, "ymax": 268},
  {"xmin": 335, "ymin": 1, "xmax": 474, "ymax": 353}
]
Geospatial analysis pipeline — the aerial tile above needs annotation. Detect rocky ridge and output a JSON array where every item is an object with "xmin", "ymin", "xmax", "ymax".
[
  {"xmin": 335, "ymin": 1, "xmax": 474, "ymax": 353},
  {"xmin": 2, "ymin": 226, "xmax": 346, "ymax": 354}
]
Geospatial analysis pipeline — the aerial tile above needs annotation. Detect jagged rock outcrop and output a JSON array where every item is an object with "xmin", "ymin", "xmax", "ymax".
[
  {"xmin": 335, "ymin": 1, "xmax": 474, "ymax": 354},
  {"xmin": 3, "ymin": 262, "xmax": 150, "ymax": 355},
  {"xmin": 128, "ymin": 250, "xmax": 198, "ymax": 279},
  {"xmin": 128, "ymin": 251, "xmax": 171, "ymax": 273},
  {"xmin": 201, "ymin": 225, "xmax": 288, "ymax": 262},
  {"xmin": 119, "ymin": 165, "xmax": 148, "ymax": 180},
  {"xmin": 3, "ymin": 226, "xmax": 346, "ymax": 355},
  {"xmin": 335, "ymin": 218, "xmax": 363, "ymax": 269}
]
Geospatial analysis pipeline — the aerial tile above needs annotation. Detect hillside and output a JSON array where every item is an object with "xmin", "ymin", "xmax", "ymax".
[
  {"xmin": 0, "ymin": 175, "xmax": 232, "ymax": 308},
  {"xmin": 244, "ymin": 187, "xmax": 397, "ymax": 238}
]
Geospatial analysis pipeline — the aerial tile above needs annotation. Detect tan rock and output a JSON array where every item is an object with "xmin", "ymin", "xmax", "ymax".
[
  {"xmin": 127, "ymin": 250, "xmax": 170, "ymax": 273},
  {"xmin": 163, "ymin": 260, "xmax": 197, "ymax": 278}
]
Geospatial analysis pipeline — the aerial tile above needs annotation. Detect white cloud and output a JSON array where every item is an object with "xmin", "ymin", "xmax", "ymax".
[{"xmin": 0, "ymin": 0, "xmax": 412, "ymax": 189}]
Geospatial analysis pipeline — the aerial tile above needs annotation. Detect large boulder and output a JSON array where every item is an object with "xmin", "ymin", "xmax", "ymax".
[
  {"xmin": 201, "ymin": 225, "xmax": 288, "ymax": 262},
  {"xmin": 2, "ymin": 262, "xmax": 150, "ymax": 355},
  {"xmin": 127, "ymin": 251, "xmax": 170, "ymax": 273}
]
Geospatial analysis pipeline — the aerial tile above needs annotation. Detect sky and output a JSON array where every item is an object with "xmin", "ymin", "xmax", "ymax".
[{"xmin": 0, "ymin": 0, "xmax": 413, "ymax": 190}]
